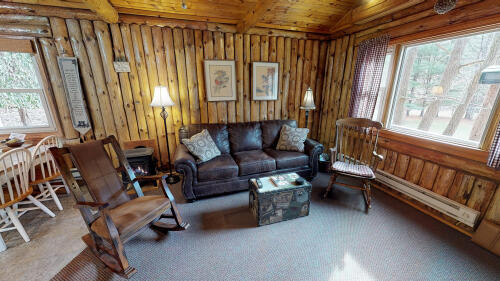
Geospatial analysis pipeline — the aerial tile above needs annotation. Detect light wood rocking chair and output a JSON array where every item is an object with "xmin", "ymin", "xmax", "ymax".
[
  {"xmin": 50, "ymin": 136, "xmax": 189, "ymax": 278},
  {"xmin": 323, "ymin": 118, "xmax": 384, "ymax": 212}
]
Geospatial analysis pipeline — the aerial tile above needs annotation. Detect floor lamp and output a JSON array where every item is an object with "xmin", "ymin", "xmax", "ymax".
[
  {"xmin": 151, "ymin": 86, "xmax": 180, "ymax": 184},
  {"xmin": 300, "ymin": 87, "xmax": 316, "ymax": 128}
]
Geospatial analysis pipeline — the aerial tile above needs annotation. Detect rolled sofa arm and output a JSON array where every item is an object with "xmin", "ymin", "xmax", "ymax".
[
  {"xmin": 304, "ymin": 138, "xmax": 324, "ymax": 178},
  {"xmin": 174, "ymin": 144, "xmax": 197, "ymax": 201}
]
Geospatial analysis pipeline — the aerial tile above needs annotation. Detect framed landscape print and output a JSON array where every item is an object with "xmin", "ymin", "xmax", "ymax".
[
  {"xmin": 204, "ymin": 60, "xmax": 236, "ymax": 101},
  {"xmin": 252, "ymin": 62, "xmax": 279, "ymax": 101}
]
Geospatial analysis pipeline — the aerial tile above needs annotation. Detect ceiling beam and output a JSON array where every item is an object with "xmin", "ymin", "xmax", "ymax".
[
  {"xmin": 82, "ymin": 0, "xmax": 118, "ymax": 23},
  {"xmin": 236, "ymin": 0, "xmax": 280, "ymax": 34},
  {"xmin": 330, "ymin": 0, "xmax": 424, "ymax": 33}
]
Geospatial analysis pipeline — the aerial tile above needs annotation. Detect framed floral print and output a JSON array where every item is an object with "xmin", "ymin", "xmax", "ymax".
[
  {"xmin": 252, "ymin": 62, "xmax": 279, "ymax": 101},
  {"xmin": 204, "ymin": 60, "xmax": 236, "ymax": 101}
]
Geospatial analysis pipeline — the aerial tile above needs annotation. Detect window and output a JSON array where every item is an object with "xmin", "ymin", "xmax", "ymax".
[
  {"xmin": 0, "ymin": 49, "xmax": 55, "ymax": 133},
  {"xmin": 386, "ymin": 30, "xmax": 500, "ymax": 148}
]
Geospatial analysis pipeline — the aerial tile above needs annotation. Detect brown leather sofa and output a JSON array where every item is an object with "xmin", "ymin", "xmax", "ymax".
[{"xmin": 174, "ymin": 120, "xmax": 324, "ymax": 201}]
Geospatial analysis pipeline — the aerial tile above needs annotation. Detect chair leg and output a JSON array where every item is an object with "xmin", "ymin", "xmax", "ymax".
[
  {"xmin": 323, "ymin": 174, "xmax": 337, "ymax": 199},
  {"xmin": 37, "ymin": 183, "xmax": 46, "ymax": 199},
  {"xmin": 27, "ymin": 195, "xmax": 55, "ymax": 217},
  {"xmin": 362, "ymin": 180, "xmax": 372, "ymax": 210},
  {"xmin": 60, "ymin": 176, "xmax": 71, "ymax": 194},
  {"xmin": 45, "ymin": 182, "xmax": 63, "ymax": 211},
  {"xmin": 5, "ymin": 206, "xmax": 30, "ymax": 242}
]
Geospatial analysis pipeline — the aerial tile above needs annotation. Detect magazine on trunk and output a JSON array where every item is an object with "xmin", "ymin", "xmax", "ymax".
[{"xmin": 269, "ymin": 173, "xmax": 300, "ymax": 187}]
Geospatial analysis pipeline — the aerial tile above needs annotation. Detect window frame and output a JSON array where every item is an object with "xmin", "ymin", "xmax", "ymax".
[
  {"xmin": 0, "ymin": 37, "xmax": 60, "ymax": 136},
  {"xmin": 380, "ymin": 29, "xmax": 500, "ymax": 151}
]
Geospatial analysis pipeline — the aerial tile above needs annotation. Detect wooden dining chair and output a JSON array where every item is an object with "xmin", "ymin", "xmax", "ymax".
[
  {"xmin": 29, "ymin": 135, "xmax": 69, "ymax": 211},
  {"xmin": 50, "ymin": 135, "xmax": 189, "ymax": 278},
  {"xmin": 323, "ymin": 118, "xmax": 384, "ymax": 212},
  {"xmin": 0, "ymin": 148, "xmax": 55, "ymax": 243}
]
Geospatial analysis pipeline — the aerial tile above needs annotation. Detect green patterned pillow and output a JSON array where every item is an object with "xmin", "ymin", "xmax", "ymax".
[
  {"xmin": 276, "ymin": 125, "xmax": 309, "ymax": 152},
  {"xmin": 182, "ymin": 129, "xmax": 221, "ymax": 163}
]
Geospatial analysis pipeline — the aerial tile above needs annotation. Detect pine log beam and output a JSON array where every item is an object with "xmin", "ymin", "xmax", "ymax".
[
  {"xmin": 236, "ymin": 0, "xmax": 280, "ymax": 34},
  {"xmin": 81, "ymin": 0, "xmax": 118, "ymax": 23},
  {"xmin": 0, "ymin": 2, "xmax": 99, "ymax": 20},
  {"xmin": 330, "ymin": 0, "xmax": 425, "ymax": 33}
]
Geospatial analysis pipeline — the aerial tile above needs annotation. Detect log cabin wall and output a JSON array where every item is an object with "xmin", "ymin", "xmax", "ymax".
[
  {"xmin": 0, "ymin": 0, "xmax": 498, "ymax": 235},
  {"xmin": 0, "ymin": 14, "xmax": 328, "ymax": 166},
  {"xmin": 319, "ymin": 0, "xmax": 500, "ymax": 235}
]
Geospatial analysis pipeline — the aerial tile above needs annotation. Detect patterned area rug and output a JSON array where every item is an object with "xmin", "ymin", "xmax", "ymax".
[{"xmin": 52, "ymin": 173, "xmax": 500, "ymax": 281}]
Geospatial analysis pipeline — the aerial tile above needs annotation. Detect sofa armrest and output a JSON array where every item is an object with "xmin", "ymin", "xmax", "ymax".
[
  {"xmin": 174, "ymin": 144, "xmax": 197, "ymax": 200},
  {"xmin": 304, "ymin": 138, "xmax": 324, "ymax": 178}
]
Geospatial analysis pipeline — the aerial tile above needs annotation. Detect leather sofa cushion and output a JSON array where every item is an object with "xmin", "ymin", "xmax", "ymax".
[
  {"xmin": 264, "ymin": 148, "xmax": 309, "ymax": 169},
  {"xmin": 197, "ymin": 154, "xmax": 239, "ymax": 182},
  {"xmin": 228, "ymin": 122, "xmax": 262, "ymax": 153},
  {"xmin": 91, "ymin": 195, "xmax": 171, "ymax": 240},
  {"xmin": 180, "ymin": 124, "xmax": 230, "ymax": 154},
  {"xmin": 260, "ymin": 120, "xmax": 297, "ymax": 149},
  {"xmin": 232, "ymin": 150, "xmax": 276, "ymax": 176}
]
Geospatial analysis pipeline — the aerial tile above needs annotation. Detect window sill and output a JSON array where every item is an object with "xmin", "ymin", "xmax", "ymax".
[
  {"xmin": 0, "ymin": 131, "xmax": 62, "ymax": 144},
  {"xmin": 379, "ymin": 129, "xmax": 489, "ymax": 164}
]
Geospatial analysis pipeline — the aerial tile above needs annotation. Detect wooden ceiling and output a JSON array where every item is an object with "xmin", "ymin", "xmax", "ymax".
[{"xmin": 3, "ymin": 0, "xmax": 426, "ymax": 34}]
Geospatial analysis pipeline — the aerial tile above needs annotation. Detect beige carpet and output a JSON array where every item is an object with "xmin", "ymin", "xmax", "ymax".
[{"xmin": 49, "ymin": 173, "xmax": 500, "ymax": 281}]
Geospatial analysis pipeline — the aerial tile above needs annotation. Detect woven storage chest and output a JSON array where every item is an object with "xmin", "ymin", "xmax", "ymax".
[{"xmin": 249, "ymin": 173, "xmax": 311, "ymax": 226}]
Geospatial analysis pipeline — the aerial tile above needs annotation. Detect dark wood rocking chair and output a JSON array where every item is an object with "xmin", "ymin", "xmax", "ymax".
[
  {"xmin": 323, "ymin": 118, "xmax": 384, "ymax": 212},
  {"xmin": 50, "ymin": 136, "xmax": 189, "ymax": 278}
]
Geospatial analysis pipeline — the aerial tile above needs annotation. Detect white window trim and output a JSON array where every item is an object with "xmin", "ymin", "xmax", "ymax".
[
  {"xmin": 0, "ymin": 55, "xmax": 57, "ymax": 134},
  {"xmin": 384, "ymin": 33, "xmax": 500, "ymax": 149}
]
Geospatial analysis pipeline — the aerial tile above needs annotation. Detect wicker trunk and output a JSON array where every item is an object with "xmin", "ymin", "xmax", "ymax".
[{"xmin": 249, "ymin": 173, "xmax": 312, "ymax": 226}]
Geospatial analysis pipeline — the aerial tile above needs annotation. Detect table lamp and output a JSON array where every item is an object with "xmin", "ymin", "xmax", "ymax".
[{"xmin": 300, "ymin": 87, "xmax": 316, "ymax": 127}]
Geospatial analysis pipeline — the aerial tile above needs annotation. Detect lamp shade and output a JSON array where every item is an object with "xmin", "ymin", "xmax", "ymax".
[
  {"xmin": 431, "ymin": 85, "xmax": 444, "ymax": 95},
  {"xmin": 300, "ymin": 87, "xmax": 316, "ymax": 110},
  {"xmin": 151, "ymin": 86, "xmax": 174, "ymax": 107}
]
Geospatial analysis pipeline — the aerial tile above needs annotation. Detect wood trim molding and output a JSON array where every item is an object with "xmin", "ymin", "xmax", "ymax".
[
  {"xmin": 378, "ymin": 130, "xmax": 500, "ymax": 181},
  {"xmin": 0, "ymin": 37, "xmax": 34, "ymax": 53},
  {"xmin": 379, "ymin": 130, "xmax": 489, "ymax": 163}
]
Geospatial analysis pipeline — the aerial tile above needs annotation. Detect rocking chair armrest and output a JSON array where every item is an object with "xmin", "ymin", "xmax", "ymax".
[
  {"xmin": 371, "ymin": 151, "xmax": 384, "ymax": 171},
  {"xmin": 373, "ymin": 151, "xmax": 384, "ymax": 162},
  {"xmin": 131, "ymin": 174, "xmax": 164, "ymax": 183},
  {"xmin": 75, "ymin": 201, "xmax": 109, "ymax": 209}
]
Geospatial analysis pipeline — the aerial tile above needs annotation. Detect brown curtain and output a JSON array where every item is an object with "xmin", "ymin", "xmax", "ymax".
[
  {"xmin": 348, "ymin": 34, "xmax": 390, "ymax": 119},
  {"xmin": 487, "ymin": 122, "xmax": 500, "ymax": 169}
]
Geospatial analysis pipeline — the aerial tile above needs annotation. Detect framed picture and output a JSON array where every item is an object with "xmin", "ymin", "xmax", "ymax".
[
  {"xmin": 252, "ymin": 62, "xmax": 279, "ymax": 100},
  {"xmin": 204, "ymin": 60, "xmax": 236, "ymax": 101}
]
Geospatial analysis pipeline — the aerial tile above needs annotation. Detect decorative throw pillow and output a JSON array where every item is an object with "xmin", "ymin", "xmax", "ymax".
[
  {"xmin": 276, "ymin": 125, "xmax": 309, "ymax": 152},
  {"xmin": 182, "ymin": 129, "xmax": 221, "ymax": 163}
]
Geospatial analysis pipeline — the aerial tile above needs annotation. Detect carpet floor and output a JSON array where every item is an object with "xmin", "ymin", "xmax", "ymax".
[{"xmin": 51, "ymin": 173, "xmax": 500, "ymax": 281}]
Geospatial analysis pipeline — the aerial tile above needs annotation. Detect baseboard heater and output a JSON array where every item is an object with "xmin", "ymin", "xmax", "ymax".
[{"xmin": 375, "ymin": 170, "xmax": 480, "ymax": 228}]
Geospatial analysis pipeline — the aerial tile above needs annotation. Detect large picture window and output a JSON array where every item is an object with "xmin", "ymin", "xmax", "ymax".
[
  {"xmin": 386, "ymin": 30, "xmax": 500, "ymax": 147},
  {"xmin": 0, "ymin": 50, "xmax": 55, "ymax": 133}
]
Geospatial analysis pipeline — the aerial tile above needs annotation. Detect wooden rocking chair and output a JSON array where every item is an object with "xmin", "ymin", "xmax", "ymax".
[
  {"xmin": 50, "ymin": 136, "xmax": 189, "ymax": 278},
  {"xmin": 323, "ymin": 118, "xmax": 384, "ymax": 212}
]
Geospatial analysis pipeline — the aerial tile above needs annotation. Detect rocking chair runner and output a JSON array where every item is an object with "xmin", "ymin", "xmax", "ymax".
[
  {"xmin": 50, "ymin": 136, "xmax": 189, "ymax": 278},
  {"xmin": 323, "ymin": 118, "xmax": 384, "ymax": 211}
]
